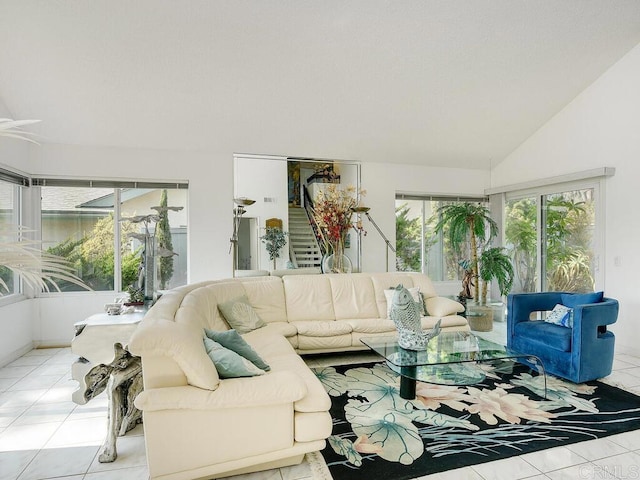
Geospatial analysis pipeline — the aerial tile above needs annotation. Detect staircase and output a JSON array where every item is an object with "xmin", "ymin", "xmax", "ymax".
[{"xmin": 288, "ymin": 206, "xmax": 322, "ymax": 268}]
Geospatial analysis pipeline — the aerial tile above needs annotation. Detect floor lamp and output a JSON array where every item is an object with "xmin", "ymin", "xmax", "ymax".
[
  {"xmin": 352, "ymin": 207, "xmax": 396, "ymax": 272},
  {"xmin": 230, "ymin": 197, "xmax": 255, "ymax": 276}
]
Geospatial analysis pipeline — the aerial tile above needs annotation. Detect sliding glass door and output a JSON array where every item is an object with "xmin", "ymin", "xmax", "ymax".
[{"xmin": 504, "ymin": 183, "xmax": 600, "ymax": 293}]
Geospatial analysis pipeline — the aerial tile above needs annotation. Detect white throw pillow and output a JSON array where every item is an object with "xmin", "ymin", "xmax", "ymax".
[{"xmin": 544, "ymin": 304, "xmax": 573, "ymax": 328}]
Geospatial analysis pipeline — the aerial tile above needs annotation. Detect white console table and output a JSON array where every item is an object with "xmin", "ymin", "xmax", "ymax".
[{"xmin": 71, "ymin": 310, "xmax": 146, "ymax": 462}]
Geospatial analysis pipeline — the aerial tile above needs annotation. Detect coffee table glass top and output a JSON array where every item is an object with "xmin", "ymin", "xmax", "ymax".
[{"xmin": 361, "ymin": 331, "xmax": 541, "ymax": 387}]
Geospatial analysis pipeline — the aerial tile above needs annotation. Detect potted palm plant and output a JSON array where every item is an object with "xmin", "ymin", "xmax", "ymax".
[{"xmin": 431, "ymin": 202, "xmax": 514, "ymax": 328}]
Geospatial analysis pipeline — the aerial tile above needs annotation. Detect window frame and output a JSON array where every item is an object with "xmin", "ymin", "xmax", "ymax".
[
  {"xmin": 0, "ymin": 178, "xmax": 23, "ymax": 304},
  {"xmin": 32, "ymin": 178, "xmax": 188, "ymax": 297},
  {"xmin": 502, "ymin": 177, "xmax": 605, "ymax": 293},
  {"xmin": 394, "ymin": 194, "xmax": 490, "ymax": 285}
]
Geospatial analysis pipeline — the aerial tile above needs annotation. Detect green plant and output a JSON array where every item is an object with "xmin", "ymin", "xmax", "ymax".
[
  {"xmin": 432, "ymin": 202, "xmax": 500, "ymax": 302},
  {"xmin": 395, "ymin": 203, "xmax": 422, "ymax": 272},
  {"xmin": 126, "ymin": 284, "xmax": 145, "ymax": 304},
  {"xmin": 156, "ymin": 189, "xmax": 174, "ymax": 289},
  {"xmin": 479, "ymin": 247, "xmax": 514, "ymax": 303},
  {"xmin": 260, "ymin": 227, "xmax": 288, "ymax": 269}
]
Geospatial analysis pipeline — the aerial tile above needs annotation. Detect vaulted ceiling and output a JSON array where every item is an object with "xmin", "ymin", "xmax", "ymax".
[{"xmin": 1, "ymin": 1, "xmax": 640, "ymax": 169}]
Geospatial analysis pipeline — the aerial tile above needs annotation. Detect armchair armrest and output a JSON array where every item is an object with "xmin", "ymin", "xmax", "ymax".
[{"xmin": 571, "ymin": 298, "xmax": 619, "ymax": 351}]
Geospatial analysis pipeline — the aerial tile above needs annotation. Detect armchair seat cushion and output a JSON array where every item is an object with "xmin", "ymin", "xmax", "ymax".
[{"xmin": 514, "ymin": 320, "xmax": 572, "ymax": 352}]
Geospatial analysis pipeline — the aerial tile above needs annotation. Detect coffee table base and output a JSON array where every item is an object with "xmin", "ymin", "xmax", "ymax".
[{"xmin": 392, "ymin": 356, "xmax": 547, "ymax": 400}]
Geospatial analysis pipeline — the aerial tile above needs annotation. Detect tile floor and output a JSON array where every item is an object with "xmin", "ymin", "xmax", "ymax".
[{"xmin": 1, "ymin": 327, "xmax": 640, "ymax": 480}]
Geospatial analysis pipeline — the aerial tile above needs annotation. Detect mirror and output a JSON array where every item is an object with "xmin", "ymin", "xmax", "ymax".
[{"xmin": 233, "ymin": 154, "xmax": 362, "ymax": 274}]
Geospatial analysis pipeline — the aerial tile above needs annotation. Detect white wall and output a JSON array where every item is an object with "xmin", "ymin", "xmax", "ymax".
[
  {"xmin": 234, "ymin": 156, "xmax": 289, "ymax": 270},
  {"xmin": 492, "ymin": 42, "xmax": 640, "ymax": 353}
]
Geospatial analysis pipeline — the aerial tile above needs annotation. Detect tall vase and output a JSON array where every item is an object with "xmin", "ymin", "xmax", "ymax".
[{"xmin": 322, "ymin": 240, "xmax": 352, "ymax": 274}]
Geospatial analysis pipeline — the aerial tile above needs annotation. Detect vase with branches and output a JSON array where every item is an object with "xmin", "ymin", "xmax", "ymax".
[{"xmin": 311, "ymin": 184, "xmax": 364, "ymax": 273}]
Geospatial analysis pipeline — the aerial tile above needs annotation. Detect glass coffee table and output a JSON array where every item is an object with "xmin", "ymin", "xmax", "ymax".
[{"xmin": 361, "ymin": 331, "xmax": 546, "ymax": 399}]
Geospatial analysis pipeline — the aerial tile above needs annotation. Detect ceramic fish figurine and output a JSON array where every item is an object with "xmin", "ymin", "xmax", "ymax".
[{"xmin": 390, "ymin": 284, "xmax": 442, "ymax": 350}]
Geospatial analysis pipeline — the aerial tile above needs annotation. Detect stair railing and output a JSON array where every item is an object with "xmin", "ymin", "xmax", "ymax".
[{"xmin": 303, "ymin": 185, "xmax": 327, "ymax": 258}]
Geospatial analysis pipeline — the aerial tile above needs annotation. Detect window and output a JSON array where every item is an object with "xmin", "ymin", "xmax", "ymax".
[
  {"xmin": 0, "ymin": 178, "xmax": 19, "ymax": 295},
  {"xmin": 504, "ymin": 182, "xmax": 601, "ymax": 293},
  {"xmin": 38, "ymin": 182, "xmax": 188, "ymax": 293},
  {"xmin": 395, "ymin": 195, "xmax": 489, "ymax": 281}
]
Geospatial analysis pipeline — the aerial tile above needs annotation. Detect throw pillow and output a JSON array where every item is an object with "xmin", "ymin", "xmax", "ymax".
[
  {"xmin": 218, "ymin": 295, "xmax": 266, "ymax": 334},
  {"xmin": 544, "ymin": 304, "xmax": 573, "ymax": 328},
  {"xmin": 561, "ymin": 291, "xmax": 604, "ymax": 308},
  {"xmin": 424, "ymin": 296, "xmax": 466, "ymax": 317},
  {"xmin": 384, "ymin": 287, "xmax": 426, "ymax": 318},
  {"xmin": 204, "ymin": 328, "xmax": 270, "ymax": 371},
  {"xmin": 203, "ymin": 337, "xmax": 265, "ymax": 378}
]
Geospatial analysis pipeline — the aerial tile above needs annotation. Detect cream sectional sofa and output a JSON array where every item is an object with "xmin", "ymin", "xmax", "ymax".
[{"xmin": 129, "ymin": 272, "xmax": 468, "ymax": 480}]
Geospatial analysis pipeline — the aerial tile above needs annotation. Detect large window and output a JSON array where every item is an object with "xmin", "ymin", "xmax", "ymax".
[
  {"xmin": 395, "ymin": 196, "xmax": 489, "ymax": 280},
  {"xmin": 39, "ymin": 182, "xmax": 188, "ymax": 293},
  {"xmin": 504, "ymin": 182, "xmax": 600, "ymax": 294},
  {"xmin": 0, "ymin": 178, "xmax": 19, "ymax": 295}
]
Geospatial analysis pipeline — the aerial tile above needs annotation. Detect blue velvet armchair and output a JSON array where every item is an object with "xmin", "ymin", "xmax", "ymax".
[{"xmin": 507, "ymin": 292, "xmax": 619, "ymax": 383}]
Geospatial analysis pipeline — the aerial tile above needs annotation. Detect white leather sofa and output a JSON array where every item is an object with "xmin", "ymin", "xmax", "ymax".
[{"xmin": 129, "ymin": 272, "xmax": 468, "ymax": 480}]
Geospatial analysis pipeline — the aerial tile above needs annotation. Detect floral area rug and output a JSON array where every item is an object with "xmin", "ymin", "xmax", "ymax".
[{"xmin": 312, "ymin": 361, "xmax": 640, "ymax": 480}]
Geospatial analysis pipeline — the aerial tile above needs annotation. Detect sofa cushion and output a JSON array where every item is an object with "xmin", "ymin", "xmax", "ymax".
[
  {"xmin": 242, "ymin": 277, "xmax": 288, "ymax": 323},
  {"xmin": 425, "ymin": 296, "xmax": 465, "ymax": 317},
  {"xmin": 284, "ymin": 275, "xmax": 336, "ymax": 321},
  {"xmin": 344, "ymin": 318, "xmax": 397, "ymax": 334},
  {"xmin": 292, "ymin": 321, "xmax": 352, "ymax": 337},
  {"xmin": 203, "ymin": 338, "xmax": 266, "ymax": 378},
  {"xmin": 514, "ymin": 320, "xmax": 572, "ymax": 352},
  {"xmin": 371, "ymin": 273, "xmax": 417, "ymax": 318},
  {"xmin": 329, "ymin": 274, "xmax": 379, "ymax": 320},
  {"xmin": 204, "ymin": 328, "xmax": 270, "ymax": 371},
  {"xmin": 218, "ymin": 295, "xmax": 266, "ymax": 333},
  {"xmin": 242, "ymin": 328, "xmax": 298, "ymax": 361},
  {"xmin": 297, "ymin": 334, "xmax": 353, "ymax": 351}
]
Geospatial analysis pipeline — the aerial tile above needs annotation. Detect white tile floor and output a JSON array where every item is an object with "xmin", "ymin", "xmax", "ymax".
[{"xmin": 2, "ymin": 328, "xmax": 640, "ymax": 480}]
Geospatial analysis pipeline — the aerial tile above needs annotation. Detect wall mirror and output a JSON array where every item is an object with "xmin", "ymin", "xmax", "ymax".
[{"xmin": 233, "ymin": 154, "xmax": 362, "ymax": 275}]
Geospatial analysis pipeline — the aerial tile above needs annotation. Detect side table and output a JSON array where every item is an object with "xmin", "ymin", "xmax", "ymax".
[{"xmin": 71, "ymin": 310, "xmax": 146, "ymax": 462}]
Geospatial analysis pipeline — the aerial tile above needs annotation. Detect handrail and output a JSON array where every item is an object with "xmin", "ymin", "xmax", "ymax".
[{"xmin": 303, "ymin": 185, "xmax": 327, "ymax": 257}]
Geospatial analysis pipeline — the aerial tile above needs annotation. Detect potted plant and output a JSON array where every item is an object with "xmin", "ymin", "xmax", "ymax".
[
  {"xmin": 431, "ymin": 203, "xmax": 514, "ymax": 324},
  {"xmin": 260, "ymin": 227, "xmax": 288, "ymax": 270},
  {"xmin": 125, "ymin": 284, "xmax": 145, "ymax": 306},
  {"xmin": 479, "ymin": 247, "xmax": 514, "ymax": 304}
]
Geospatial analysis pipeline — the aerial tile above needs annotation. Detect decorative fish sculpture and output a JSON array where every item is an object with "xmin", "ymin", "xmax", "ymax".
[{"xmin": 390, "ymin": 284, "xmax": 442, "ymax": 350}]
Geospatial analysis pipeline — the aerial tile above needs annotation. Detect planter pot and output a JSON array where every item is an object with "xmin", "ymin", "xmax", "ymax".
[{"xmin": 466, "ymin": 304, "xmax": 494, "ymax": 332}]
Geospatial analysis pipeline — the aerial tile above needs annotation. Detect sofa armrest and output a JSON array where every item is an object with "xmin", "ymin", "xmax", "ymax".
[{"xmin": 134, "ymin": 370, "xmax": 308, "ymax": 412}]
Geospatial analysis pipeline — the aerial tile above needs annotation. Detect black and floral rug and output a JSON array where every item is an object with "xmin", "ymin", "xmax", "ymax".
[{"xmin": 311, "ymin": 361, "xmax": 640, "ymax": 480}]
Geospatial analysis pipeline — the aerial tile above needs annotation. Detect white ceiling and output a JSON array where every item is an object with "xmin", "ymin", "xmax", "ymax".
[{"xmin": 1, "ymin": 1, "xmax": 640, "ymax": 169}]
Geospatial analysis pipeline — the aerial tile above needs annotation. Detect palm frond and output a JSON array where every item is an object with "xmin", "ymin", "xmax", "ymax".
[
  {"xmin": 0, "ymin": 118, "xmax": 41, "ymax": 144},
  {"xmin": 0, "ymin": 226, "xmax": 91, "ymax": 294}
]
